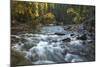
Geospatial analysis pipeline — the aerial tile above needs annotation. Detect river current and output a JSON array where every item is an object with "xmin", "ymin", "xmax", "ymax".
[{"xmin": 11, "ymin": 26, "xmax": 92, "ymax": 64}]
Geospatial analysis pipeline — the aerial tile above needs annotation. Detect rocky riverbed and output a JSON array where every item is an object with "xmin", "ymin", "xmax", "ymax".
[{"xmin": 11, "ymin": 25, "xmax": 95, "ymax": 66}]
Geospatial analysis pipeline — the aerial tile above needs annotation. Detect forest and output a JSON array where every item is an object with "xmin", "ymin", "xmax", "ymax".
[
  {"xmin": 11, "ymin": 1, "xmax": 95, "ymax": 33},
  {"xmin": 11, "ymin": 1, "xmax": 95, "ymax": 66}
]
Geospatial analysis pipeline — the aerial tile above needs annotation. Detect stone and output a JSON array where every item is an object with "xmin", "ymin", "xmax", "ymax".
[
  {"xmin": 54, "ymin": 32, "xmax": 65, "ymax": 35},
  {"xmin": 62, "ymin": 38, "xmax": 71, "ymax": 42},
  {"xmin": 70, "ymin": 34, "xmax": 74, "ymax": 36},
  {"xmin": 77, "ymin": 34, "xmax": 87, "ymax": 40}
]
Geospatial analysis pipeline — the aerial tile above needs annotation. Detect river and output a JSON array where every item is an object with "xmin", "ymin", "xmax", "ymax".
[{"xmin": 11, "ymin": 26, "xmax": 94, "ymax": 65}]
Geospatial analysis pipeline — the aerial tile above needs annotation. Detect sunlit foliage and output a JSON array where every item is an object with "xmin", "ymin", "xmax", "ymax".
[{"xmin": 11, "ymin": 1, "xmax": 95, "ymax": 27}]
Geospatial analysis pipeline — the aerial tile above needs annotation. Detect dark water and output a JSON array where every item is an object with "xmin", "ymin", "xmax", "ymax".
[{"xmin": 11, "ymin": 26, "xmax": 94, "ymax": 64}]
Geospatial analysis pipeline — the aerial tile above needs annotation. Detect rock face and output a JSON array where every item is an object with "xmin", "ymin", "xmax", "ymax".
[{"xmin": 62, "ymin": 38, "xmax": 71, "ymax": 42}]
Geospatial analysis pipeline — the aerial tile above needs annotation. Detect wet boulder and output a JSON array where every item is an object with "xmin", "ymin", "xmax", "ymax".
[
  {"xmin": 20, "ymin": 38, "xmax": 28, "ymax": 43},
  {"xmin": 62, "ymin": 38, "xmax": 71, "ymax": 42},
  {"xmin": 77, "ymin": 34, "xmax": 87, "ymax": 40},
  {"xmin": 54, "ymin": 32, "xmax": 65, "ymax": 35},
  {"xmin": 11, "ymin": 35, "xmax": 20, "ymax": 44},
  {"xmin": 70, "ymin": 33, "xmax": 75, "ymax": 36}
]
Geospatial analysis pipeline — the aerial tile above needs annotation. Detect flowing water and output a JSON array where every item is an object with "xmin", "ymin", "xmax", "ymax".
[{"xmin": 11, "ymin": 26, "xmax": 92, "ymax": 65}]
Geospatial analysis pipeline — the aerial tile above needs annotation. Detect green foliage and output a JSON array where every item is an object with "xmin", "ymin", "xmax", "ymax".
[
  {"xmin": 66, "ymin": 6, "xmax": 95, "ymax": 24},
  {"xmin": 12, "ymin": 1, "xmax": 95, "ymax": 26},
  {"xmin": 12, "ymin": 1, "xmax": 56, "ymax": 26},
  {"xmin": 42, "ymin": 12, "xmax": 55, "ymax": 24},
  {"xmin": 67, "ymin": 7, "xmax": 84, "ymax": 23}
]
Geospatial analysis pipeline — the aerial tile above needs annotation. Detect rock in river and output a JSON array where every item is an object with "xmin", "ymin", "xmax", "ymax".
[
  {"xmin": 70, "ymin": 33, "xmax": 75, "ymax": 36},
  {"xmin": 62, "ymin": 38, "xmax": 71, "ymax": 42},
  {"xmin": 54, "ymin": 32, "xmax": 65, "ymax": 35},
  {"xmin": 77, "ymin": 34, "xmax": 87, "ymax": 40}
]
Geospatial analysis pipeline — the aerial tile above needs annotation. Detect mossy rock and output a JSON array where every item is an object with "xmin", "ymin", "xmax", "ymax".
[{"xmin": 11, "ymin": 49, "xmax": 32, "ymax": 66}]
